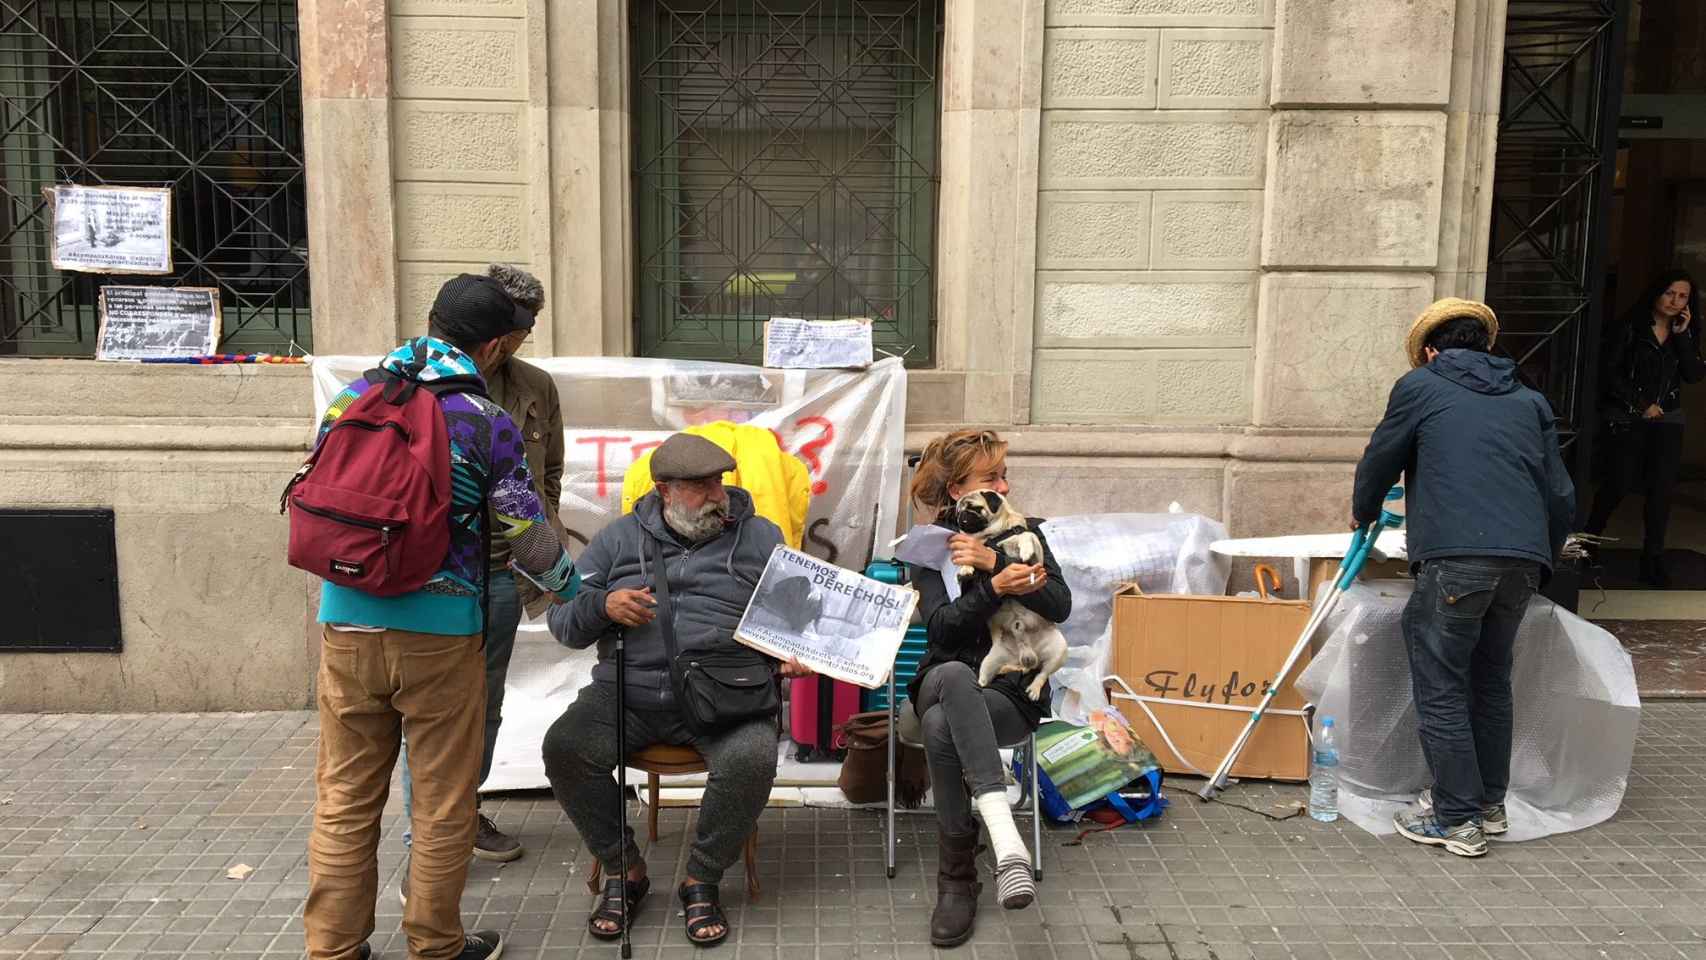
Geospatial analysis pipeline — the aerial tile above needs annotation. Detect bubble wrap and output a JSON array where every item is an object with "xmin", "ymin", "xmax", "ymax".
[
  {"xmin": 1295, "ymin": 581, "xmax": 1640, "ymax": 841},
  {"xmin": 1040, "ymin": 512, "xmax": 1231, "ymax": 724}
]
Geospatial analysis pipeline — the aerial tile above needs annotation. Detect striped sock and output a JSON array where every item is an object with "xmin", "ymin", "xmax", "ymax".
[{"xmin": 974, "ymin": 792, "xmax": 1035, "ymax": 909}]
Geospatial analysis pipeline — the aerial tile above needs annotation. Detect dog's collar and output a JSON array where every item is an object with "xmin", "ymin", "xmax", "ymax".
[{"xmin": 984, "ymin": 524, "xmax": 1029, "ymax": 546}]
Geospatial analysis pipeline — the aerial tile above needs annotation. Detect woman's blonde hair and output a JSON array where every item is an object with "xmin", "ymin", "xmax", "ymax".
[{"xmin": 910, "ymin": 429, "xmax": 1008, "ymax": 514}]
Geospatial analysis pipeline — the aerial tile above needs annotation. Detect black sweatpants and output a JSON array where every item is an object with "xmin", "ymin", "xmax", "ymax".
[{"xmin": 1587, "ymin": 420, "xmax": 1685, "ymax": 559}]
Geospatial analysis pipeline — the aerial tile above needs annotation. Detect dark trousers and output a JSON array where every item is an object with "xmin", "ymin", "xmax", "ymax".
[
  {"xmin": 541, "ymin": 681, "xmax": 778, "ymax": 884},
  {"xmin": 1401, "ymin": 558, "xmax": 1540, "ymax": 827},
  {"xmin": 1587, "ymin": 420, "xmax": 1685, "ymax": 558},
  {"xmin": 914, "ymin": 661, "xmax": 1034, "ymax": 836}
]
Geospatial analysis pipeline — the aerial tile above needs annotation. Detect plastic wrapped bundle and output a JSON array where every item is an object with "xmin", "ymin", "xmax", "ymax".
[
  {"xmin": 1295, "ymin": 581, "xmax": 1640, "ymax": 841},
  {"xmin": 1040, "ymin": 511, "xmax": 1231, "ymax": 723}
]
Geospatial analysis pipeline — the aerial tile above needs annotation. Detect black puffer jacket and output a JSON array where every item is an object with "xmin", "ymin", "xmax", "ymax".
[
  {"xmin": 547, "ymin": 487, "xmax": 784, "ymax": 710},
  {"xmin": 904, "ymin": 515, "xmax": 1072, "ymax": 729},
  {"xmin": 1600, "ymin": 321, "xmax": 1705, "ymax": 420}
]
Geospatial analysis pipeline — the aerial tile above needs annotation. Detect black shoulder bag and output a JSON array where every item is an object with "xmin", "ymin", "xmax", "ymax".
[{"xmin": 648, "ymin": 535, "xmax": 780, "ymax": 734}]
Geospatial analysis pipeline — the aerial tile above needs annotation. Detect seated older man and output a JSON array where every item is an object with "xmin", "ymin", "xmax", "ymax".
[{"xmin": 543, "ymin": 432, "xmax": 808, "ymax": 948}]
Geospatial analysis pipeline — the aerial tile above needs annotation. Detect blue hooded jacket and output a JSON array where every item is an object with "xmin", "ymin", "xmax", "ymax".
[{"xmin": 1352, "ymin": 350, "xmax": 1576, "ymax": 576}]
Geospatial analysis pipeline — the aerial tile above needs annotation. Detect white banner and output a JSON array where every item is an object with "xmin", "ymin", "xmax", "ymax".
[{"xmin": 310, "ymin": 355, "xmax": 909, "ymax": 569}]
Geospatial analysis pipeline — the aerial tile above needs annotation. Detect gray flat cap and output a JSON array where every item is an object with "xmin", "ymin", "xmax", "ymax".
[{"xmin": 651, "ymin": 433, "xmax": 736, "ymax": 482}]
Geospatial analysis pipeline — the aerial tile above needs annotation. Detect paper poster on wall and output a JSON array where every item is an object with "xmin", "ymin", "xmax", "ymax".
[
  {"xmin": 96, "ymin": 286, "xmax": 220, "ymax": 361},
  {"xmin": 50, "ymin": 185, "xmax": 173, "ymax": 274},
  {"xmin": 763, "ymin": 317, "xmax": 873, "ymax": 369}
]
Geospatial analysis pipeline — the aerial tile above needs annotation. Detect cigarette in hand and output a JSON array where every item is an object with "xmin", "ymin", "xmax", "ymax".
[{"xmin": 1028, "ymin": 572, "xmax": 1036, "ymax": 586}]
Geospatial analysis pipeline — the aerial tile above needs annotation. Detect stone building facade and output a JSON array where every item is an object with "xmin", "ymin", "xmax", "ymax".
[{"xmin": 0, "ymin": 0, "xmax": 1510, "ymax": 709}]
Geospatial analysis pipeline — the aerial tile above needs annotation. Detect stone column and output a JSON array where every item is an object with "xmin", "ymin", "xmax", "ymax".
[
  {"xmin": 934, "ymin": 0, "xmax": 1047, "ymax": 425},
  {"xmin": 299, "ymin": 0, "xmax": 401, "ymax": 354},
  {"xmin": 387, "ymin": 0, "xmax": 549, "ymax": 346},
  {"xmin": 543, "ymin": 0, "xmax": 631, "ymax": 357},
  {"xmin": 1244, "ymin": 0, "xmax": 1463, "ymax": 533}
]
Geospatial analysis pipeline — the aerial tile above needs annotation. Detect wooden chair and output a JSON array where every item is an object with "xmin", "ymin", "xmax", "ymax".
[{"xmin": 584, "ymin": 744, "xmax": 762, "ymax": 900}]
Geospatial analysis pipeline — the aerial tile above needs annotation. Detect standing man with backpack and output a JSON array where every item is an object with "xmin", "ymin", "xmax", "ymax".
[
  {"xmin": 1351, "ymin": 298, "xmax": 1575, "ymax": 858},
  {"xmin": 287, "ymin": 274, "xmax": 580, "ymax": 960},
  {"xmin": 394, "ymin": 264, "xmax": 564, "ymax": 883}
]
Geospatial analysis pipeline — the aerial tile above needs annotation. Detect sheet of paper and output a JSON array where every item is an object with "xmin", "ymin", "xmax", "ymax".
[
  {"xmin": 95, "ymin": 286, "xmax": 219, "ymax": 361},
  {"xmin": 51, "ymin": 185, "xmax": 173, "ymax": 274},
  {"xmin": 763, "ymin": 317, "xmax": 873, "ymax": 369},
  {"xmin": 892, "ymin": 524, "xmax": 953, "ymax": 569}
]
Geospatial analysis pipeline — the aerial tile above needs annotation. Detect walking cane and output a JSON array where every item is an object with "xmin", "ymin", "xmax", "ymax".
[
  {"xmin": 1197, "ymin": 486, "xmax": 1405, "ymax": 801},
  {"xmin": 614, "ymin": 624, "xmax": 633, "ymax": 959}
]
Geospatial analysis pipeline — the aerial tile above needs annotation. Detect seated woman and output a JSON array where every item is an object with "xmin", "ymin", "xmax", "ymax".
[{"xmin": 902, "ymin": 429, "xmax": 1072, "ymax": 948}]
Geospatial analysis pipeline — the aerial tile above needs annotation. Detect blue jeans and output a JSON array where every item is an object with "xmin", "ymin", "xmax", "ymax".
[
  {"xmin": 1401, "ymin": 557, "xmax": 1540, "ymax": 827},
  {"xmin": 401, "ymin": 570, "xmax": 522, "ymax": 846}
]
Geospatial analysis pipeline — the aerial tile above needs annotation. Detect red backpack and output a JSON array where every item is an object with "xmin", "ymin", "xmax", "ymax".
[{"xmin": 281, "ymin": 371, "xmax": 486, "ymax": 596}]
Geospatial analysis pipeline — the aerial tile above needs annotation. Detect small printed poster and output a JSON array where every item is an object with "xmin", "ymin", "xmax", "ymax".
[
  {"xmin": 96, "ymin": 286, "xmax": 220, "ymax": 361},
  {"xmin": 763, "ymin": 317, "xmax": 874, "ymax": 369},
  {"xmin": 50, "ymin": 184, "xmax": 173, "ymax": 275},
  {"xmin": 735, "ymin": 545, "xmax": 918, "ymax": 689}
]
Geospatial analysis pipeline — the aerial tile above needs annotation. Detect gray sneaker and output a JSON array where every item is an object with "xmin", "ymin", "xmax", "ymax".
[
  {"xmin": 1393, "ymin": 810, "xmax": 1488, "ymax": 858},
  {"xmin": 1418, "ymin": 788, "xmax": 1508, "ymax": 836},
  {"xmin": 473, "ymin": 813, "xmax": 524, "ymax": 862}
]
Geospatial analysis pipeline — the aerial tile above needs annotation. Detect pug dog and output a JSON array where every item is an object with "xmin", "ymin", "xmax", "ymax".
[{"xmin": 951, "ymin": 489, "xmax": 1069, "ymax": 700}]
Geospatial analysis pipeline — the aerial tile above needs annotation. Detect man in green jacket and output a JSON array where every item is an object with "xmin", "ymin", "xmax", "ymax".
[{"xmin": 398, "ymin": 264, "xmax": 566, "ymax": 895}]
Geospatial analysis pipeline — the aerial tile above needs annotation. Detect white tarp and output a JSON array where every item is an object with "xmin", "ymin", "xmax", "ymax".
[
  {"xmin": 1042, "ymin": 510, "xmax": 1231, "ymax": 725},
  {"xmin": 310, "ymin": 354, "xmax": 908, "ymax": 792},
  {"xmin": 1295, "ymin": 581, "xmax": 1640, "ymax": 841}
]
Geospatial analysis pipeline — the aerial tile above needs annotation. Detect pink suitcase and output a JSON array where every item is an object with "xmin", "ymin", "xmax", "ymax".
[{"xmin": 789, "ymin": 674, "xmax": 862, "ymax": 762}]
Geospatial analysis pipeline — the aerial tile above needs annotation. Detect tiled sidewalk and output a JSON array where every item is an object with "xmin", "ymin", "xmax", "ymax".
[{"xmin": 2, "ymin": 705, "xmax": 1705, "ymax": 960}]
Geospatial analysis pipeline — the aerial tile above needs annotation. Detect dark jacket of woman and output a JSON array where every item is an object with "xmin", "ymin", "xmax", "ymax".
[
  {"xmin": 904, "ymin": 515, "xmax": 1072, "ymax": 728},
  {"xmin": 1600, "ymin": 320, "xmax": 1706, "ymax": 420}
]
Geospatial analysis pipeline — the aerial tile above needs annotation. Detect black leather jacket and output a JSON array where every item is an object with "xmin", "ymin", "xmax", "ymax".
[{"xmin": 1600, "ymin": 321, "xmax": 1706, "ymax": 420}]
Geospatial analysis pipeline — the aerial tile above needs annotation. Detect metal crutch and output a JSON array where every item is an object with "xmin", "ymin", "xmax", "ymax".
[{"xmin": 1197, "ymin": 486, "xmax": 1405, "ymax": 801}]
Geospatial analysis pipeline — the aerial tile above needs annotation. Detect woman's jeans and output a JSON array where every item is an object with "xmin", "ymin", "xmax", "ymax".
[
  {"xmin": 914, "ymin": 661, "xmax": 1033, "ymax": 836},
  {"xmin": 1401, "ymin": 557, "xmax": 1539, "ymax": 828},
  {"xmin": 1587, "ymin": 420, "xmax": 1684, "ymax": 558}
]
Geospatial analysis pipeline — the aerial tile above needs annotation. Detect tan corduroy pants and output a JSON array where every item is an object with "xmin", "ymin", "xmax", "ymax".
[{"xmin": 305, "ymin": 626, "xmax": 485, "ymax": 960}]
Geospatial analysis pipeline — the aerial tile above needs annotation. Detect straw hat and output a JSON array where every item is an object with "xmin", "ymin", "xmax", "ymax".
[{"xmin": 1405, "ymin": 298, "xmax": 1498, "ymax": 368}]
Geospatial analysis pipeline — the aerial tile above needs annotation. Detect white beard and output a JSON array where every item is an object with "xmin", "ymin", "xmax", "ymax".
[{"xmin": 664, "ymin": 498, "xmax": 728, "ymax": 542}]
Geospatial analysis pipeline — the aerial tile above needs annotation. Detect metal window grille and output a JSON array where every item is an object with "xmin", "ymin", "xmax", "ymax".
[
  {"xmin": 1486, "ymin": 0, "xmax": 1629, "ymax": 471},
  {"xmin": 0, "ymin": 0, "xmax": 309, "ymax": 357},
  {"xmin": 630, "ymin": 0, "xmax": 943, "ymax": 365}
]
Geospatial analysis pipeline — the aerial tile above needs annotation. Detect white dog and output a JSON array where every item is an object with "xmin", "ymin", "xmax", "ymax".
[{"xmin": 951, "ymin": 489, "xmax": 1069, "ymax": 701}]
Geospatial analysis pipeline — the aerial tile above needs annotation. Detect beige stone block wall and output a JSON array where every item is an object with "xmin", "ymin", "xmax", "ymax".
[
  {"xmin": 387, "ymin": 0, "xmax": 553, "ymax": 347},
  {"xmin": 1271, "ymin": 0, "xmax": 1455, "ymax": 107},
  {"xmin": 1032, "ymin": 1, "xmax": 1272, "ymax": 428},
  {"xmin": 0, "ymin": 364, "xmax": 315, "ymax": 711}
]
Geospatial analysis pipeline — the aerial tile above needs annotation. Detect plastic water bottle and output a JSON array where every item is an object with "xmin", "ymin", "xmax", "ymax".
[{"xmin": 1309, "ymin": 716, "xmax": 1340, "ymax": 823}]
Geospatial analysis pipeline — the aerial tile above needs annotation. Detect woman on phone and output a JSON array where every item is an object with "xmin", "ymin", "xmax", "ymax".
[
  {"xmin": 902, "ymin": 429, "xmax": 1071, "ymax": 947},
  {"xmin": 1586, "ymin": 270, "xmax": 1706, "ymax": 586}
]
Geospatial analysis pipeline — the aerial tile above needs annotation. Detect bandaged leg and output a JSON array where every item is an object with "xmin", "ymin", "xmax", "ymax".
[{"xmin": 974, "ymin": 791, "xmax": 1035, "ymax": 909}]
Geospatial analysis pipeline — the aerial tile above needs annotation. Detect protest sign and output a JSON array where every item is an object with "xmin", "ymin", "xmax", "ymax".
[
  {"xmin": 50, "ymin": 185, "xmax": 173, "ymax": 274},
  {"xmin": 96, "ymin": 286, "xmax": 220, "ymax": 360},
  {"xmin": 735, "ymin": 546, "xmax": 917, "ymax": 689}
]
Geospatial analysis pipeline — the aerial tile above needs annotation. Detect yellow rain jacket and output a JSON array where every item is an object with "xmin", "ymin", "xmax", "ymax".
[{"xmin": 621, "ymin": 421, "xmax": 812, "ymax": 548}]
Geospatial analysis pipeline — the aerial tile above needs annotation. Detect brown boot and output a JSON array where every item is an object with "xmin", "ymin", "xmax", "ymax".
[{"xmin": 930, "ymin": 828, "xmax": 982, "ymax": 948}]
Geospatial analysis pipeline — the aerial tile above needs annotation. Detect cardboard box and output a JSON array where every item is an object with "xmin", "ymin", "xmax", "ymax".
[
  {"xmin": 1304, "ymin": 557, "xmax": 1410, "ymax": 606},
  {"xmin": 1107, "ymin": 585, "xmax": 1314, "ymax": 782}
]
